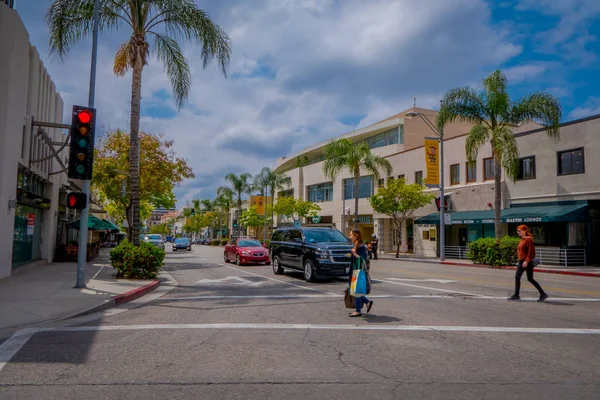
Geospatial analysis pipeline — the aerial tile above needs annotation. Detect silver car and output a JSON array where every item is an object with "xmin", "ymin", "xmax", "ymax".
[{"xmin": 142, "ymin": 234, "xmax": 165, "ymax": 250}]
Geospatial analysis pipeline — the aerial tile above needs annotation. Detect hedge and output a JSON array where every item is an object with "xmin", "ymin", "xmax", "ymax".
[
  {"xmin": 468, "ymin": 236, "xmax": 520, "ymax": 266},
  {"xmin": 109, "ymin": 239, "xmax": 165, "ymax": 279},
  {"xmin": 220, "ymin": 238, "xmax": 230, "ymax": 246}
]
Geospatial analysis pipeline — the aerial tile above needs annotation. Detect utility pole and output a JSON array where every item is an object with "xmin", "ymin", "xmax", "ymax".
[{"xmin": 75, "ymin": 0, "xmax": 100, "ymax": 288}]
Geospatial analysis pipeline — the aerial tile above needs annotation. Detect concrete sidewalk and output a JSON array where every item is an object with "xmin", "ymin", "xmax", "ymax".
[
  {"xmin": 379, "ymin": 253, "xmax": 600, "ymax": 277},
  {"xmin": 0, "ymin": 249, "xmax": 159, "ymax": 332}
]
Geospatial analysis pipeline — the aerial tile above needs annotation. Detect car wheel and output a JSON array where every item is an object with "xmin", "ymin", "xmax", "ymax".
[
  {"xmin": 224, "ymin": 252, "xmax": 229, "ymax": 263},
  {"xmin": 303, "ymin": 259, "xmax": 315, "ymax": 282},
  {"xmin": 236, "ymin": 255, "xmax": 242, "ymax": 266},
  {"xmin": 188, "ymin": 247, "xmax": 191, "ymax": 251},
  {"xmin": 173, "ymin": 248, "xmax": 177, "ymax": 252},
  {"xmin": 272, "ymin": 256, "xmax": 283, "ymax": 275}
]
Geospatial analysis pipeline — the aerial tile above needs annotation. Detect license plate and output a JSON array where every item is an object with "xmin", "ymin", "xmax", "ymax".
[{"xmin": 345, "ymin": 267, "xmax": 350, "ymax": 273}]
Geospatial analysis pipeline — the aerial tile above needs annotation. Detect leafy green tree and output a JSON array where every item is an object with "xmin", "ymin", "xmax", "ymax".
[
  {"xmin": 224, "ymin": 173, "xmax": 252, "ymax": 236},
  {"xmin": 438, "ymin": 70, "xmax": 561, "ymax": 238},
  {"xmin": 149, "ymin": 224, "xmax": 169, "ymax": 236},
  {"xmin": 253, "ymin": 167, "xmax": 272, "ymax": 241},
  {"xmin": 272, "ymin": 197, "xmax": 321, "ymax": 225},
  {"xmin": 266, "ymin": 169, "xmax": 292, "ymax": 230},
  {"xmin": 47, "ymin": 0, "xmax": 231, "ymax": 245},
  {"xmin": 216, "ymin": 186, "xmax": 234, "ymax": 235},
  {"xmin": 323, "ymin": 138, "xmax": 392, "ymax": 229},
  {"xmin": 370, "ymin": 178, "xmax": 434, "ymax": 258},
  {"xmin": 239, "ymin": 205, "xmax": 272, "ymax": 239}
]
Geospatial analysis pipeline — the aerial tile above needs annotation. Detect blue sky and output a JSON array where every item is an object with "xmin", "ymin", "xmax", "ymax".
[{"xmin": 14, "ymin": 0, "xmax": 600, "ymax": 206}]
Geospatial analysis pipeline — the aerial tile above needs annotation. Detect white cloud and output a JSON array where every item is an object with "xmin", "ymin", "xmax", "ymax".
[
  {"xmin": 568, "ymin": 97, "xmax": 600, "ymax": 120},
  {"xmin": 504, "ymin": 64, "xmax": 549, "ymax": 83},
  {"xmin": 20, "ymin": 0, "xmax": 525, "ymax": 206}
]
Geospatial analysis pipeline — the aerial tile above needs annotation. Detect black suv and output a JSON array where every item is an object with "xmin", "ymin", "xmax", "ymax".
[{"xmin": 269, "ymin": 226, "xmax": 353, "ymax": 282}]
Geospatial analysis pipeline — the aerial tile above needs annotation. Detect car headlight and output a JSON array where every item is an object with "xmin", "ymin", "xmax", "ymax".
[
  {"xmin": 242, "ymin": 251, "xmax": 250, "ymax": 256},
  {"xmin": 316, "ymin": 250, "xmax": 330, "ymax": 259}
]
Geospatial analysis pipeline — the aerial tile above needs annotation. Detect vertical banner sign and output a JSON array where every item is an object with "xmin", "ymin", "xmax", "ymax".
[
  {"xmin": 424, "ymin": 137, "xmax": 440, "ymax": 188},
  {"xmin": 27, "ymin": 213, "xmax": 35, "ymax": 235},
  {"xmin": 250, "ymin": 196, "xmax": 266, "ymax": 215}
]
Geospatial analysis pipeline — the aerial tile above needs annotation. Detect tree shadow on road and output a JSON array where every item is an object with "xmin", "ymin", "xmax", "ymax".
[{"xmin": 362, "ymin": 314, "xmax": 402, "ymax": 324}]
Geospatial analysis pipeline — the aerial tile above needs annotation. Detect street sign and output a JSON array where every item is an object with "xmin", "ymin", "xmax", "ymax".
[
  {"xmin": 27, "ymin": 213, "xmax": 35, "ymax": 235},
  {"xmin": 311, "ymin": 215, "xmax": 321, "ymax": 224}
]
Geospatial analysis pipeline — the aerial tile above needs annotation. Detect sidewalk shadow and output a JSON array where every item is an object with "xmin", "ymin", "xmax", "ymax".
[{"xmin": 363, "ymin": 314, "xmax": 402, "ymax": 323}]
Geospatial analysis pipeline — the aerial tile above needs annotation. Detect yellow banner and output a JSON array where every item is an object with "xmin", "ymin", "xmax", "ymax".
[
  {"xmin": 424, "ymin": 137, "xmax": 440, "ymax": 187},
  {"xmin": 250, "ymin": 196, "xmax": 266, "ymax": 215}
]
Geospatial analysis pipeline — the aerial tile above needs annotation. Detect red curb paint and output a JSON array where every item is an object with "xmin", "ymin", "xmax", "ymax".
[
  {"xmin": 439, "ymin": 261, "xmax": 600, "ymax": 278},
  {"xmin": 113, "ymin": 280, "xmax": 160, "ymax": 306}
]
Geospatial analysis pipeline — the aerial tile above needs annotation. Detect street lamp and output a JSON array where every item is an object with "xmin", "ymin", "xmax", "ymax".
[{"xmin": 405, "ymin": 107, "xmax": 446, "ymax": 261}]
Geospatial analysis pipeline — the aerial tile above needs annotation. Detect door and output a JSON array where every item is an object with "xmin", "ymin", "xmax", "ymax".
[
  {"xmin": 459, "ymin": 227, "xmax": 467, "ymax": 247},
  {"xmin": 285, "ymin": 229, "xmax": 304, "ymax": 269}
]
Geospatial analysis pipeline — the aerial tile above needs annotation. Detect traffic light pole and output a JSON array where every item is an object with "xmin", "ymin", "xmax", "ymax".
[{"xmin": 75, "ymin": 0, "xmax": 100, "ymax": 289}]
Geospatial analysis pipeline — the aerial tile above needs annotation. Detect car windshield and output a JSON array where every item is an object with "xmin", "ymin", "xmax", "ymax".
[
  {"xmin": 147, "ymin": 235, "xmax": 162, "ymax": 240},
  {"xmin": 175, "ymin": 238, "xmax": 189, "ymax": 243},
  {"xmin": 304, "ymin": 229, "xmax": 349, "ymax": 244},
  {"xmin": 237, "ymin": 239, "xmax": 262, "ymax": 247}
]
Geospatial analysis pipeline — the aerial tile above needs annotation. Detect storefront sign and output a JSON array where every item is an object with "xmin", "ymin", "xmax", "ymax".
[
  {"xmin": 424, "ymin": 137, "xmax": 440, "ymax": 188},
  {"xmin": 250, "ymin": 195, "xmax": 267, "ymax": 215},
  {"xmin": 27, "ymin": 213, "xmax": 35, "ymax": 235},
  {"xmin": 311, "ymin": 215, "xmax": 321, "ymax": 224}
]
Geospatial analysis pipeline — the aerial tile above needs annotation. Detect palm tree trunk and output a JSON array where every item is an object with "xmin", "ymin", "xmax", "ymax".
[
  {"xmin": 493, "ymin": 150, "xmax": 502, "ymax": 239},
  {"xmin": 129, "ymin": 64, "xmax": 143, "ymax": 246},
  {"xmin": 237, "ymin": 198, "xmax": 242, "ymax": 237},
  {"xmin": 354, "ymin": 173, "xmax": 360, "ymax": 229},
  {"xmin": 270, "ymin": 186, "xmax": 275, "ymax": 231},
  {"xmin": 262, "ymin": 189, "xmax": 267, "ymax": 242}
]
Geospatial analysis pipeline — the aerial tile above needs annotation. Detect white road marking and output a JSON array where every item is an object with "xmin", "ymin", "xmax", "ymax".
[
  {"xmin": 160, "ymin": 294, "xmax": 600, "ymax": 301},
  {"xmin": 0, "ymin": 329, "xmax": 37, "ymax": 372},
  {"xmin": 374, "ymin": 279, "xmax": 483, "ymax": 296},
  {"xmin": 195, "ymin": 276, "xmax": 266, "ymax": 287},
  {"xmin": 387, "ymin": 278, "xmax": 456, "ymax": 284}
]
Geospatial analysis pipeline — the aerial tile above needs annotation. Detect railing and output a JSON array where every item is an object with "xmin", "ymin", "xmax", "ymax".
[
  {"xmin": 445, "ymin": 246, "xmax": 470, "ymax": 260},
  {"xmin": 444, "ymin": 245, "xmax": 587, "ymax": 266}
]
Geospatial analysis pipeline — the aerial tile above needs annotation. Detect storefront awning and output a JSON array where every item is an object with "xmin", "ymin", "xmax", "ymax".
[
  {"xmin": 68, "ymin": 215, "xmax": 121, "ymax": 232},
  {"xmin": 415, "ymin": 203, "xmax": 589, "ymax": 225}
]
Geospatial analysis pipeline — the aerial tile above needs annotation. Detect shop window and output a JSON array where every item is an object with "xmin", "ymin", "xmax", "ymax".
[
  {"xmin": 558, "ymin": 148, "xmax": 584, "ymax": 175},
  {"xmin": 466, "ymin": 161, "xmax": 476, "ymax": 183},
  {"xmin": 344, "ymin": 176, "xmax": 374, "ymax": 200},
  {"xmin": 450, "ymin": 164, "xmax": 460, "ymax": 185},
  {"xmin": 517, "ymin": 156, "xmax": 536, "ymax": 180},
  {"xmin": 567, "ymin": 223, "xmax": 586, "ymax": 246},
  {"xmin": 415, "ymin": 171, "xmax": 423, "ymax": 185},
  {"xmin": 484, "ymin": 157, "xmax": 495, "ymax": 180},
  {"xmin": 307, "ymin": 182, "xmax": 333, "ymax": 203}
]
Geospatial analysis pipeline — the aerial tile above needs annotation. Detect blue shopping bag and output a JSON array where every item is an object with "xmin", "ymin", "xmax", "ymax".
[{"xmin": 349, "ymin": 257, "xmax": 368, "ymax": 297}]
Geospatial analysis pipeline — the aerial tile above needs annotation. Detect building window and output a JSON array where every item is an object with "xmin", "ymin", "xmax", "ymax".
[
  {"xmin": 450, "ymin": 164, "xmax": 460, "ymax": 185},
  {"xmin": 517, "ymin": 156, "xmax": 536, "ymax": 180},
  {"xmin": 558, "ymin": 148, "xmax": 585, "ymax": 175},
  {"xmin": 307, "ymin": 182, "xmax": 333, "ymax": 203},
  {"xmin": 484, "ymin": 157, "xmax": 495, "ymax": 180},
  {"xmin": 344, "ymin": 176, "xmax": 374, "ymax": 200},
  {"xmin": 362, "ymin": 126, "xmax": 403, "ymax": 150},
  {"xmin": 415, "ymin": 171, "xmax": 423, "ymax": 185},
  {"xmin": 398, "ymin": 174, "xmax": 405, "ymax": 181},
  {"xmin": 378, "ymin": 178, "xmax": 384, "ymax": 188},
  {"xmin": 466, "ymin": 161, "xmax": 476, "ymax": 183}
]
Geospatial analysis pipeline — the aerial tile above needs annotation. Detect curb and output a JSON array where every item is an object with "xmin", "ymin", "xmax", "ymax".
[
  {"xmin": 71, "ymin": 280, "xmax": 160, "ymax": 317},
  {"xmin": 380, "ymin": 257, "xmax": 600, "ymax": 278}
]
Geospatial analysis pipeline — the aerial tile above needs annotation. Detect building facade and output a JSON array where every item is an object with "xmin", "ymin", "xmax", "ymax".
[{"xmin": 273, "ymin": 107, "xmax": 600, "ymax": 266}]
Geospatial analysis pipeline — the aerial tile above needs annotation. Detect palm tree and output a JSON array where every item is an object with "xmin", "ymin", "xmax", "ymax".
[
  {"xmin": 199, "ymin": 198, "xmax": 214, "ymax": 213},
  {"xmin": 46, "ymin": 0, "xmax": 231, "ymax": 245},
  {"xmin": 437, "ymin": 70, "xmax": 561, "ymax": 239},
  {"xmin": 224, "ymin": 173, "xmax": 253, "ymax": 236},
  {"xmin": 267, "ymin": 170, "xmax": 291, "ymax": 230},
  {"xmin": 216, "ymin": 186, "xmax": 234, "ymax": 237},
  {"xmin": 323, "ymin": 138, "xmax": 392, "ymax": 229},
  {"xmin": 296, "ymin": 156, "xmax": 310, "ymax": 201},
  {"xmin": 253, "ymin": 167, "xmax": 271, "ymax": 241}
]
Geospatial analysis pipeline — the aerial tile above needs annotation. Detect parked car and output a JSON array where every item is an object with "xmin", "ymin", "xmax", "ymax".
[
  {"xmin": 268, "ymin": 227, "xmax": 353, "ymax": 282},
  {"xmin": 142, "ymin": 234, "xmax": 165, "ymax": 250},
  {"xmin": 165, "ymin": 236, "xmax": 173, "ymax": 243},
  {"xmin": 224, "ymin": 238, "xmax": 270, "ymax": 266},
  {"xmin": 172, "ymin": 237, "xmax": 192, "ymax": 251}
]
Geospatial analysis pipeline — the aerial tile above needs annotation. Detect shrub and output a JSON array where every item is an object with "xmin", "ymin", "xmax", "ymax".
[
  {"xmin": 220, "ymin": 238, "xmax": 230, "ymax": 246},
  {"xmin": 468, "ymin": 236, "xmax": 520, "ymax": 266},
  {"xmin": 211, "ymin": 239, "xmax": 220, "ymax": 246},
  {"xmin": 263, "ymin": 239, "xmax": 270, "ymax": 247},
  {"xmin": 109, "ymin": 239, "xmax": 165, "ymax": 279}
]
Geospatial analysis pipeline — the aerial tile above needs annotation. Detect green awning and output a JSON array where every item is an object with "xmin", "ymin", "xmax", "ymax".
[
  {"xmin": 415, "ymin": 203, "xmax": 588, "ymax": 225},
  {"xmin": 68, "ymin": 215, "xmax": 120, "ymax": 232},
  {"xmin": 102, "ymin": 219, "xmax": 121, "ymax": 233}
]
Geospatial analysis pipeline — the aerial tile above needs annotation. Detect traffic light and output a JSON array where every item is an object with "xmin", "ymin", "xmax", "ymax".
[
  {"xmin": 66, "ymin": 192, "xmax": 87, "ymax": 210},
  {"xmin": 68, "ymin": 105, "xmax": 96, "ymax": 180},
  {"xmin": 191, "ymin": 208, "xmax": 195, "ymax": 216},
  {"xmin": 233, "ymin": 219, "xmax": 238, "ymax": 228}
]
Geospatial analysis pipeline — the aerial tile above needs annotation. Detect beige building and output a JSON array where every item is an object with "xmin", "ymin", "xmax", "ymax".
[{"xmin": 273, "ymin": 107, "xmax": 600, "ymax": 266}]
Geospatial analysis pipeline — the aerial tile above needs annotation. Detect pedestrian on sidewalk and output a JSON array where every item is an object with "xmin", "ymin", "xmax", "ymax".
[
  {"xmin": 348, "ymin": 229, "xmax": 373, "ymax": 317},
  {"xmin": 371, "ymin": 234, "xmax": 379, "ymax": 260},
  {"xmin": 508, "ymin": 224, "xmax": 548, "ymax": 302}
]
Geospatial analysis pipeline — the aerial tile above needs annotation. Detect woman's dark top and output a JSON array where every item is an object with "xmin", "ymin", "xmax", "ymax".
[{"xmin": 348, "ymin": 244, "xmax": 369, "ymax": 283}]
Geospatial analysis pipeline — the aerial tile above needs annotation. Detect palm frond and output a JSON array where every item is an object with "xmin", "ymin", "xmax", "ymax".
[
  {"xmin": 438, "ymin": 87, "xmax": 488, "ymax": 130},
  {"xmin": 490, "ymin": 125, "xmax": 520, "ymax": 181},
  {"xmin": 465, "ymin": 124, "xmax": 491, "ymax": 162},
  {"xmin": 361, "ymin": 151, "xmax": 392, "ymax": 180},
  {"xmin": 507, "ymin": 92, "xmax": 562, "ymax": 139},
  {"xmin": 482, "ymin": 70, "xmax": 510, "ymax": 122},
  {"xmin": 151, "ymin": 33, "xmax": 191, "ymax": 109},
  {"xmin": 322, "ymin": 139, "xmax": 352, "ymax": 181},
  {"xmin": 113, "ymin": 40, "xmax": 131, "ymax": 76}
]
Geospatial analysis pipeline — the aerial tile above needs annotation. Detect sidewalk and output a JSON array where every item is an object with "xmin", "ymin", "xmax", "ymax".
[
  {"xmin": 379, "ymin": 254, "xmax": 600, "ymax": 278},
  {"xmin": 0, "ymin": 249, "xmax": 159, "ymax": 331}
]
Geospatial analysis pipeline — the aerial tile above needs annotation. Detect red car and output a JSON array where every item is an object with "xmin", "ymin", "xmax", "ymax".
[{"xmin": 224, "ymin": 238, "xmax": 270, "ymax": 266}]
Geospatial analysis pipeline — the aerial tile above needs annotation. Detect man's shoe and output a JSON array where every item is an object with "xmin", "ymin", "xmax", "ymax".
[
  {"xmin": 538, "ymin": 293, "xmax": 548, "ymax": 302},
  {"xmin": 507, "ymin": 294, "xmax": 520, "ymax": 300}
]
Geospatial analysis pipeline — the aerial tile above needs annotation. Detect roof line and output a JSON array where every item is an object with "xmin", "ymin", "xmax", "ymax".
[{"xmin": 513, "ymin": 113, "xmax": 600, "ymax": 138}]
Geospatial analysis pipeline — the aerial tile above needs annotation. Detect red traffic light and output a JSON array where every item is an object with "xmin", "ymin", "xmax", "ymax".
[
  {"xmin": 66, "ymin": 192, "xmax": 87, "ymax": 210},
  {"xmin": 77, "ymin": 110, "xmax": 92, "ymax": 124}
]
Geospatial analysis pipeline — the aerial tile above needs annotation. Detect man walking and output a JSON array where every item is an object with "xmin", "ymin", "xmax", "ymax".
[{"xmin": 370, "ymin": 234, "xmax": 379, "ymax": 260}]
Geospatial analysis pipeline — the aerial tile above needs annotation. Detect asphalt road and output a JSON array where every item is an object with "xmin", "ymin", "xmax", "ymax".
[{"xmin": 1, "ymin": 245, "xmax": 599, "ymax": 399}]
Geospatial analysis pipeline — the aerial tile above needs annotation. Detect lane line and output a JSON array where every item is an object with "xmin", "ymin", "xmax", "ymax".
[
  {"xmin": 159, "ymin": 294, "xmax": 600, "ymax": 301},
  {"xmin": 373, "ymin": 279, "xmax": 483, "ymax": 296},
  {"xmin": 0, "ymin": 329, "xmax": 37, "ymax": 373}
]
